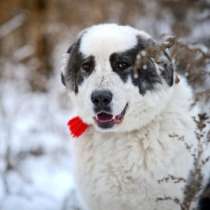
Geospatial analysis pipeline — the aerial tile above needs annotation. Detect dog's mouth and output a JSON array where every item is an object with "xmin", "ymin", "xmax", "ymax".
[{"xmin": 94, "ymin": 103, "xmax": 129, "ymax": 129}]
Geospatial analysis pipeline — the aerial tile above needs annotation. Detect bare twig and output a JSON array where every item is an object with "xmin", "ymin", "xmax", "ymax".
[
  {"xmin": 181, "ymin": 114, "xmax": 209, "ymax": 210},
  {"xmin": 134, "ymin": 36, "xmax": 176, "ymax": 78},
  {"xmin": 134, "ymin": 35, "xmax": 210, "ymax": 90},
  {"xmin": 174, "ymin": 41, "xmax": 210, "ymax": 61},
  {"xmin": 195, "ymin": 89, "xmax": 210, "ymax": 102},
  {"xmin": 0, "ymin": 13, "xmax": 26, "ymax": 39}
]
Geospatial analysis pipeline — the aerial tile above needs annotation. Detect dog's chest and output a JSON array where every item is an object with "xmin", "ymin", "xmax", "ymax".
[{"xmin": 71, "ymin": 125, "xmax": 194, "ymax": 210}]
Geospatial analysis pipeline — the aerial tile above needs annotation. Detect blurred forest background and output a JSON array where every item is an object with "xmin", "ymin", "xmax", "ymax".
[{"xmin": 0, "ymin": 0, "xmax": 210, "ymax": 210}]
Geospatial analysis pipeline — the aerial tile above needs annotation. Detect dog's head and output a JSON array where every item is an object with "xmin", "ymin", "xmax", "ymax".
[{"xmin": 62, "ymin": 24, "xmax": 175, "ymax": 132}]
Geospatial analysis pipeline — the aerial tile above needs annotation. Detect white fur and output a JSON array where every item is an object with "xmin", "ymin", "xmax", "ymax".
[{"xmin": 65, "ymin": 24, "xmax": 205, "ymax": 210}]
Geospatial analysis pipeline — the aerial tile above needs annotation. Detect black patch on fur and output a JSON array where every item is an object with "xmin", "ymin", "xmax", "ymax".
[
  {"xmin": 110, "ymin": 36, "xmax": 162, "ymax": 95},
  {"xmin": 161, "ymin": 63, "xmax": 174, "ymax": 86},
  {"xmin": 67, "ymin": 44, "xmax": 74, "ymax": 54},
  {"xmin": 63, "ymin": 38, "xmax": 95, "ymax": 93},
  {"xmin": 110, "ymin": 48, "xmax": 137, "ymax": 82},
  {"xmin": 132, "ymin": 60, "xmax": 162, "ymax": 95},
  {"xmin": 159, "ymin": 51, "xmax": 174, "ymax": 86},
  {"xmin": 61, "ymin": 72, "xmax": 66, "ymax": 86},
  {"xmin": 198, "ymin": 183, "xmax": 210, "ymax": 210}
]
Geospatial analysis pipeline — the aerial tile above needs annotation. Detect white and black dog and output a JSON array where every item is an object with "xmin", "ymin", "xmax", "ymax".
[{"xmin": 61, "ymin": 24, "xmax": 210, "ymax": 210}]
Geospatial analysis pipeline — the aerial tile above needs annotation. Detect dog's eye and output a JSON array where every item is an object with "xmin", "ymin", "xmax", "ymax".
[
  {"xmin": 81, "ymin": 60, "xmax": 94, "ymax": 73},
  {"xmin": 115, "ymin": 61, "xmax": 130, "ymax": 71}
]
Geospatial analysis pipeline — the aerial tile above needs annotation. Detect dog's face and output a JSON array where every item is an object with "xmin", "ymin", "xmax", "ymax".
[{"xmin": 62, "ymin": 24, "xmax": 174, "ymax": 132}]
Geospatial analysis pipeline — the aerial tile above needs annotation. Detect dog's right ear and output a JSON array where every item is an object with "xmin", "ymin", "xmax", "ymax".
[
  {"xmin": 60, "ymin": 41, "xmax": 78, "ymax": 87},
  {"xmin": 61, "ymin": 43, "xmax": 75, "ymax": 87},
  {"xmin": 61, "ymin": 36, "xmax": 83, "ymax": 92},
  {"xmin": 67, "ymin": 43, "xmax": 74, "ymax": 54},
  {"xmin": 61, "ymin": 72, "xmax": 66, "ymax": 86}
]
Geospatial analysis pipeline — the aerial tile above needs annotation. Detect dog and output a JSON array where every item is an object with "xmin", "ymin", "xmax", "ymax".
[{"xmin": 61, "ymin": 23, "xmax": 210, "ymax": 210}]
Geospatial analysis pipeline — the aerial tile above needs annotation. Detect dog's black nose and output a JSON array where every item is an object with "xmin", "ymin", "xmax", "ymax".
[{"xmin": 91, "ymin": 90, "xmax": 113, "ymax": 108}]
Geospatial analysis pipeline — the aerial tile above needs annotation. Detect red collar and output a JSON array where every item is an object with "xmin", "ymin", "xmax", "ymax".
[{"xmin": 67, "ymin": 116, "xmax": 89, "ymax": 138}]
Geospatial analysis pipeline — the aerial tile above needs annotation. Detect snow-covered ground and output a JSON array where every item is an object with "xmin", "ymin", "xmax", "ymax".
[{"xmin": 0, "ymin": 54, "xmax": 80, "ymax": 210}]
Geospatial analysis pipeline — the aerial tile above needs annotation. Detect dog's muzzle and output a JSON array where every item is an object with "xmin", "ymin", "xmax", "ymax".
[
  {"xmin": 91, "ymin": 90, "xmax": 128, "ymax": 129},
  {"xmin": 93, "ymin": 103, "xmax": 129, "ymax": 129}
]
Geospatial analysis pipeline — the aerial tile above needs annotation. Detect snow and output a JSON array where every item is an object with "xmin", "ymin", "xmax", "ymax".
[{"xmin": 0, "ymin": 58, "xmax": 78, "ymax": 210}]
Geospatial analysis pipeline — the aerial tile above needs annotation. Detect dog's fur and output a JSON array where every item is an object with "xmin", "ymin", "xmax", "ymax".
[{"xmin": 62, "ymin": 24, "xmax": 209, "ymax": 210}]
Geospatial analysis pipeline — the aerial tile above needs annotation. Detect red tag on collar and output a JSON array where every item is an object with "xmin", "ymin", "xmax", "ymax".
[{"xmin": 67, "ymin": 116, "xmax": 89, "ymax": 138}]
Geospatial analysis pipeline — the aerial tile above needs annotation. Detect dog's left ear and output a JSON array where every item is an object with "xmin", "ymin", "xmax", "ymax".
[
  {"xmin": 137, "ymin": 36, "xmax": 174, "ymax": 87},
  {"xmin": 160, "ymin": 51, "xmax": 174, "ymax": 87}
]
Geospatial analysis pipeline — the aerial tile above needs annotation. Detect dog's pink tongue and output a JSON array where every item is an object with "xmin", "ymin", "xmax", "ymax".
[{"xmin": 67, "ymin": 116, "xmax": 89, "ymax": 138}]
